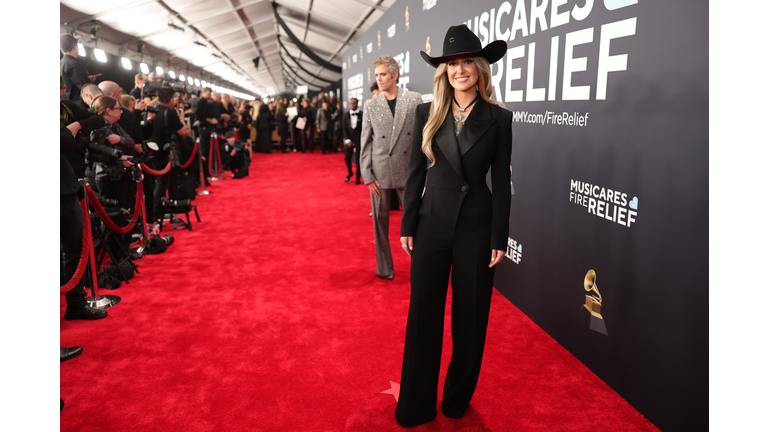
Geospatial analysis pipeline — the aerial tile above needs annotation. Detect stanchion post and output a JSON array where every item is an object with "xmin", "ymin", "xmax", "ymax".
[
  {"xmin": 210, "ymin": 131, "xmax": 224, "ymax": 181},
  {"xmin": 80, "ymin": 179, "xmax": 121, "ymax": 309},
  {"xmin": 197, "ymin": 136, "xmax": 211, "ymax": 195}
]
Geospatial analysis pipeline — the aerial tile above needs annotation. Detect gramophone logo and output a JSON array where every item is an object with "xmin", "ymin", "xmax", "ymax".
[
  {"xmin": 360, "ymin": 46, "xmax": 363, "ymax": 60},
  {"xmin": 378, "ymin": 31, "xmax": 381, "ymax": 49},
  {"xmin": 405, "ymin": 6, "xmax": 410, "ymax": 31},
  {"xmin": 425, "ymin": 37, "xmax": 431, "ymax": 56},
  {"xmin": 367, "ymin": 67, "xmax": 370, "ymax": 83},
  {"xmin": 582, "ymin": 270, "xmax": 607, "ymax": 335}
]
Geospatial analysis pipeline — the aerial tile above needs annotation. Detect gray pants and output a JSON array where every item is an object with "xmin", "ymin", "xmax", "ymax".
[{"xmin": 371, "ymin": 187, "xmax": 406, "ymax": 278}]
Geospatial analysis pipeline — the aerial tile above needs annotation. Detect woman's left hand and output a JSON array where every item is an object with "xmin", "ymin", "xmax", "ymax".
[
  {"xmin": 489, "ymin": 249, "xmax": 505, "ymax": 268},
  {"xmin": 118, "ymin": 155, "xmax": 134, "ymax": 167},
  {"xmin": 107, "ymin": 134, "xmax": 121, "ymax": 144}
]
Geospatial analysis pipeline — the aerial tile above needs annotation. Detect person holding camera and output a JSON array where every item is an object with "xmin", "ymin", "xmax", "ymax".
[
  {"xmin": 60, "ymin": 34, "xmax": 98, "ymax": 105},
  {"xmin": 147, "ymin": 88, "xmax": 191, "ymax": 223},
  {"xmin": 90, "ymin": 96, "xmax": 136, "ymax": 207},
  {"xmin": 223, "ymin": 131, "xmax": 250, "ymax": 179},
  {"xmin": 60, "ymin": 75, "xmax": 108, "ymax": 320},
  {"xmin": 88, "ymin": 95, "xmax": 140, "ymax": 272}
]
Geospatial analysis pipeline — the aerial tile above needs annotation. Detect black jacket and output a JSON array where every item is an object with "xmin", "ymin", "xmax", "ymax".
[
  {"xmin": 61, "ymin": 122, "xmax": 83, "ymax": 196},
  {"xmin": 60, "ymin": 100, "xmax": 103, "ymax": 178},
  {"xmin": 89, "ymin": 118, "xmax": 136, "ymax": 181},
  {"xmin": 60, "ymin": 54, "xmax": 89, "ymax": 103},
  {"xmin": 342, "ymin": 109, "xmax": 363, "ymax": 146},
  {"xmin": 400, "ymin": 98, "xmax": 513, "ymax": 251}
]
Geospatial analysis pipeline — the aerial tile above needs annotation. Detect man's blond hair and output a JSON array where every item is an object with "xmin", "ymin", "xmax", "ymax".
[{"xmin": 372, "ymin": 55, "xmax": 400, "ymax": 83}]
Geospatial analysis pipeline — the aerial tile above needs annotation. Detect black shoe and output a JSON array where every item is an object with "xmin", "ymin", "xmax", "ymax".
[
  {"xmin": 61, "ymin": 398, "xmax": 64, "ymax": 412},
  {"xmin": 345, "ymin": 175, "xmax": 352, "ymax": 182},
  {"xmin": 376, "ymin": 273, "xmax": 394, "ymax": 280},
  {"xmin": 354, "ymin": 178, "xmax": 361, "ymax": 185},
  {"xmin": 322, "ymin": 151, "xmax": 326, "ymax": 154},
  {"xmin": 60, "ymin": 346, "xmax": 83, "ymax": 363},
  {"xmin": 64, "ymin": 305, "xmax": 108, "ymax": 321}
]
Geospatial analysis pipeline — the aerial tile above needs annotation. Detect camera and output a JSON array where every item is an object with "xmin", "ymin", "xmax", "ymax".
[
  {"xmin": 141, "ymin": 81, "xmax": 187, "ymax": 100},
  {"xmin": 161, "ymin": 197, "xmax": 192, "ymax": 212},
  {"xmin": 157, "ymin": 234, "xmax": 174, "ymax": 247},
  {"xmin": 86, "ymin": 141, "xmax": 123, "ymax": 160}
]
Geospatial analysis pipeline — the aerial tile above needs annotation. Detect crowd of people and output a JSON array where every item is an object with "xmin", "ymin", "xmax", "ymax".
[{"xmin": 58, "ymin": 32, "xmax": 369, "ymax": 411}]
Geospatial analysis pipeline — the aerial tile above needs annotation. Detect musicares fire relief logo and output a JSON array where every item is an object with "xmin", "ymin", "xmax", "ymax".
[
  {"xmin": 582, "ymin": 269, "xmax": 607, "ymax": 335},
  {"xmin": 569, "ymin": 179, "xmax": 638, "ymax": 227},
  {"xmin": 505, "ymin": 237, "xmax": 522, "ymax": 264}
]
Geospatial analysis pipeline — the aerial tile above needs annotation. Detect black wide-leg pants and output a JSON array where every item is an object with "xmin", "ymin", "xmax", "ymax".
[{"xmin": 395, "ymin": 212, "xmax": 495, "ymax": 428}]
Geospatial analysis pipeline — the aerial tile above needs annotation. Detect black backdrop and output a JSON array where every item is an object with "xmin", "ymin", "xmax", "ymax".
[{"xmin": 342, "ymin": 1, "xmax": 708, "ymax": 430}]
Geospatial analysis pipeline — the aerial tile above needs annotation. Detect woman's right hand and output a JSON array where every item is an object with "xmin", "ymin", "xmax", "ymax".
[{"xmin": 400, "ymin": 236, "xmax": 413, "ymax": 258}]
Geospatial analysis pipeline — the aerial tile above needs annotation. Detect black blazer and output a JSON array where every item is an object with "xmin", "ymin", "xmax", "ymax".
[
  {"xmin": 401, "ymin": 97, "xmax": 513, "ymax": 251},
  {"xmin": 342, "ymin": 110, "xmax": 362, "ymax": 146}
]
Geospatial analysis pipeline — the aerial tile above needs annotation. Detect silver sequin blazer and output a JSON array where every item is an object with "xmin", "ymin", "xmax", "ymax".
[{"xmin": 360, "ymin": 89, "xmax": 422, "ymax": 189}]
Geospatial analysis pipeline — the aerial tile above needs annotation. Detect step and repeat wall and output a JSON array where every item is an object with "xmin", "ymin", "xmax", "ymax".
[{"xmin": 341, "ymin": 1, "xmax": 707, "ymax": 430}]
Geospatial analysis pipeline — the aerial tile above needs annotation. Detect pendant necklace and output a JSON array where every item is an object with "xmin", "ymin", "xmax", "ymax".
[{"xmin": 453, "ymin": 93, "xmax": 478, "ymax": 136}]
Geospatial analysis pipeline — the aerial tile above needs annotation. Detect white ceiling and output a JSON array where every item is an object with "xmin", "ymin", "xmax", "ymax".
[{"xmin": 60, "ymin": 0, "xmax": 396, "ymax": 97}]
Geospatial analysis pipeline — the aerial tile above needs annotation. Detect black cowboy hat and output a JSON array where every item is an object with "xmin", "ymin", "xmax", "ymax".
[{"xmin": 420, "ymin": 24, "xmax": 507, "ymax": 68}]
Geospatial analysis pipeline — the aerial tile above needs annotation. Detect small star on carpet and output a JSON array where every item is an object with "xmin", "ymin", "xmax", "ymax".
[{"xmin": 380, "ymin": 381, "xmax": 400, "ymax": 402}]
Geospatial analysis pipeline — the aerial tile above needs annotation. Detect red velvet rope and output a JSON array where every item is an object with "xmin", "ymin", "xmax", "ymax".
[
  {"xmin": 60, "ymin": 197, "xmax": 92, "ymax": 293},
  {"xmin": 180, "ymin": 139, "xmax": 199, "ymax": 169},
  {"xmin": 141, "ymin": 158, "xmax": 172, "ymax": 175},
  {"xmin": 85, "ymin": 183, "xmax": 143, "ymax": 234},
  {"xmin": 139, "ymin": 140, "xmax": 200, "ymax": 174}
]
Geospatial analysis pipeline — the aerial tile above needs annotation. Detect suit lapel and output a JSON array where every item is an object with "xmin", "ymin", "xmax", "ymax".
[
  {"xmin": 390, "ymin": 90, "xmax": 407, "ymax": 152},
  {"xmin": 456, "ymin": 97, "xmax": 493, "ymax": 156},
  {"xmin": 434, "ymin": 109, "xmax": 466, "ymax": 183}
]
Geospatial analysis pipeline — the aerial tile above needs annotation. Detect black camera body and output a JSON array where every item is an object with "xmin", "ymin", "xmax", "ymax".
[{"xmin": 82, "ymin": 127, "xmax": 123, "ymax": 163}]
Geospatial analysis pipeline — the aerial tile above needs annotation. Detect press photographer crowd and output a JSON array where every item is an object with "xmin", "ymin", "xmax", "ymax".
[{"xmin": 59, "ymin": 33, "xmax": 363, "ymax": 409}]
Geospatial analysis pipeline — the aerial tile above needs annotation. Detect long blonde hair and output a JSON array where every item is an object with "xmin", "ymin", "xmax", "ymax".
[{"xmin": 422, "ymin": 56, "xmax": 505, "ymax": 168}]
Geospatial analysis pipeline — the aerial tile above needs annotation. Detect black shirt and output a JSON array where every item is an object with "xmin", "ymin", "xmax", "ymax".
[
  {"xmin": 387, "ymin": 97, "xmax": 397, "ymax": 116},
  {"xmin": 149, "ymin": 105, "xmax": 184, "ymax": 154},
  {"xmin": 129, "ymin": 87, "xmax": 142, "ymax": 100},
  {"xmin": 118, "ymin": 107, "xmax": 143, "ymax": 144}
]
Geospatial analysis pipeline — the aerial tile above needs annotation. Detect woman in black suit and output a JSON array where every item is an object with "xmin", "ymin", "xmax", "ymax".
[{"xmin": 395, "ymin": 25, "xmax": 512, "ymax": 428}]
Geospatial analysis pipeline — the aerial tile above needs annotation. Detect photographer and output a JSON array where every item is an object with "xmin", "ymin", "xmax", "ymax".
[
  {"xmin": 223, "ymin": 130, "xmax": 249, "ymax": 179},
  {"xmin": 147, "ymin": 87, "xmax": 190, "ymax": 223},
  {"xmin": 80, "ymin": 83, "xmax": 103, "ymax": 111},
  {"xmin": 60, "ymin": 34, "xmax": 98, "ymax": 105},
  {"xmin": 60, "ymin": 75, "xmax": 108, "ymax": 320},
  {"xmin": 89, "ymin": 96, "xmax": 138, "ymax": 270},
  {"xmin": 90, "ymin": 95, "xmax": 136, "ymax": 202}
]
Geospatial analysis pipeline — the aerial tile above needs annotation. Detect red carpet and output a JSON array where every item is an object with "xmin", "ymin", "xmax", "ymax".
[{"xmin": 60, "ymin": 150, "xmax": 659, "ymax": 431}]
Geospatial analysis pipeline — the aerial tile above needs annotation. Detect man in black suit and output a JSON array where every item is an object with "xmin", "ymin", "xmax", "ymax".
[
  {"xmin": 342, "ymin": 98, "xmax": 362, "ymax": 184},
  {"xmin": 60, "ymin": 34, "xmax": 98, "ymax": 104}
]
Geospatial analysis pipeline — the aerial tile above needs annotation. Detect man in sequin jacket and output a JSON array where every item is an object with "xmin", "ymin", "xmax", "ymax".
[{"xmin": 360, "ymin": 55, "xmax": 422, "ymax": 280}]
